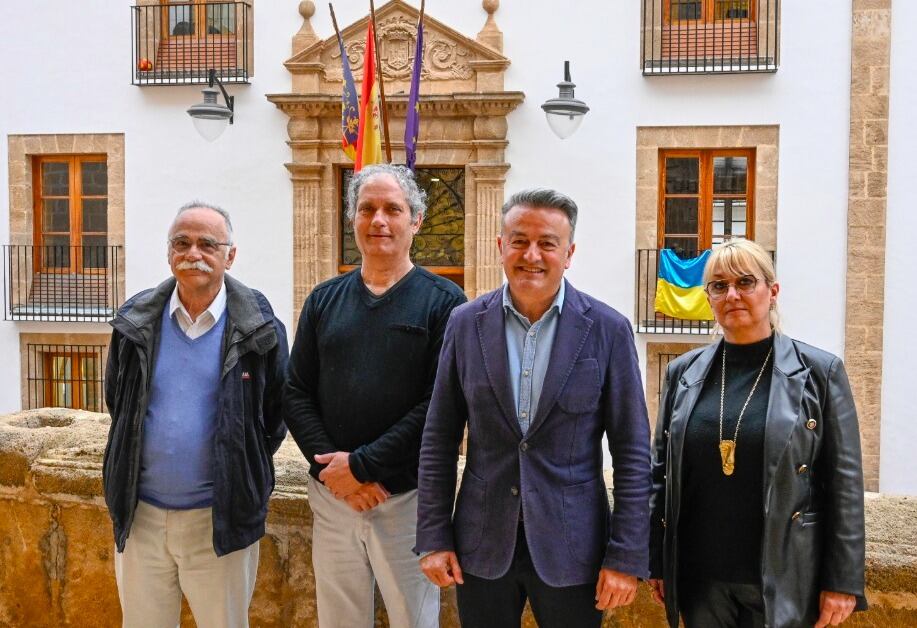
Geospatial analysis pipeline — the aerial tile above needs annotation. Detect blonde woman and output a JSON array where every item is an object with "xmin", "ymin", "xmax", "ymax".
[{"xmin": 648, "ymin": 239, "xmax": 867, "ymax": 628}]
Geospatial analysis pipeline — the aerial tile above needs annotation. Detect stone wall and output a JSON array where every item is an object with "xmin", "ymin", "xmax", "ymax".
[
  {"xmin": 844, "ymin": 0, "xmax": 892, "ymax": 493},
  {"xmin": 1, "ymin": 410, "xmax": 915, "ymax": 627}
]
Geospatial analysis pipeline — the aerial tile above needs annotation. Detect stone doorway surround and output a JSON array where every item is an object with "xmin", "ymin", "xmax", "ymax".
[
  {"xmin": 267, "ymin": 0, "xmax": 524, "ymax": 315},
  {"xmin": 645, "ymin": 342, "xmax": 705, "ymax": 428}
]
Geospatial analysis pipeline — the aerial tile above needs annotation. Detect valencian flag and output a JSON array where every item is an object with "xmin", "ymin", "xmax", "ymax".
[
  {"xmin": 654, "ymin": 249, "xmax": 714, "ymax": 320},
  {"xmin": 404, "ymin": 15, "xmax": 424, "ymax": 170},
  {"xmin": 355, "ymin": 21, "xmax": 383, "ymax": 171},
  {"xmin": 335, "ymin": 28, "xmax": 359, "ymax": 160}
]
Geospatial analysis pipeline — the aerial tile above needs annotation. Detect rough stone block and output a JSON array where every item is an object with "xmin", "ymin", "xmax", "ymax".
[
  {"xmin": 1, "ymin": 410, "xmax": 915, "ymax": 627},
  {"xmin": 852, "ymin": 9, "xmax": 892, "ymax": 41},
  {"xmin": 866, "ymin": 172, "xmax": 888, "ymax": 199},
  {"xmin": 863, "ymin": 120, "xmax": 888, "ymax": 146},
  {"xmin": 850, "ymin": 95, "xmax": 889, "ymax": 122}
]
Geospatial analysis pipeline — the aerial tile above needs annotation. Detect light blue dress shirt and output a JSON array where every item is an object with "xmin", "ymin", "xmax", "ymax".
[{"xmin": 502, "ymin": 281, "xmax": 565, "ymax": 434}]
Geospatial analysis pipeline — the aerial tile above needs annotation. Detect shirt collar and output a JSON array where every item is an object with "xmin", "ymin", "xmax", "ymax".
[
  {"xmin": 169, "ymin": 280, "xmax": 227, "ymax": 324},
  {"xmin": 502, "ymin": 280, "xmax": 565, "ymax": 320}
]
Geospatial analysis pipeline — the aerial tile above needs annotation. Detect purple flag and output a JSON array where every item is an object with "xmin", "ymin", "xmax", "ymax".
[{"xmin": 404, "ymin": 17, "xmax": 424, "ymax": 170}]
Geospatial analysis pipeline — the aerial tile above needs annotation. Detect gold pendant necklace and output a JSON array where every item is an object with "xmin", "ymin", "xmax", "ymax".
[{"xmin": 718, "ymin": 343, "xmax": 772, "ymax": 476}]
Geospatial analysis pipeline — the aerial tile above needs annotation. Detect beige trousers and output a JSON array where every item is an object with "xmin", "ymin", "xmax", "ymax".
[
  {"xmin": 309, "ymin": 477, "xmax": 440, "ymax": 628},
  {"xmin": 114, "ymin": 500, "xmax": 260, "ymax": 628}
]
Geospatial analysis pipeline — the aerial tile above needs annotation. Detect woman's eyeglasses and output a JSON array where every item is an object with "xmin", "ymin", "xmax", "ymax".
[{"xmin": 705, "ymin": 275, "xmax": 759, "ymax": 299}]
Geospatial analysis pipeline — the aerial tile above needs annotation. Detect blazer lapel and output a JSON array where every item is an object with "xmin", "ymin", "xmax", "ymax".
[
  {"xmin": 762, "ymin": 333, "xmax": 809, "ymax": 504},
  {"xmin": 527, "ymin": 283, "xmax": 593, "ymax": 437},
  {"xmin": 669, "ymin": 341, "xmax": 720, "ymax": 469},
  {"xmin": 475, "ymin": 295, "xmax": 523, "ymax": 440}
]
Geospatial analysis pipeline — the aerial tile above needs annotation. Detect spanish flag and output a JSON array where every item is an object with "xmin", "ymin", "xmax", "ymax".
[
  {"xmin": 355, "ymin": 21, "xmax": 383, "ymax": 172},
  {"xmin": 654, "ymin": 249, "xmax": 714, "ymax": 320}
]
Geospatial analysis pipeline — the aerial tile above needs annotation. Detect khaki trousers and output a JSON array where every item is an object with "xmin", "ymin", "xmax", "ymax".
[
  {"xmin": 114, "ymin": 500, "xmax": 260, "ymax": 628},
  {"xmin": 309, "ymin": 477, "xmax": 440, "ymax": 628}
]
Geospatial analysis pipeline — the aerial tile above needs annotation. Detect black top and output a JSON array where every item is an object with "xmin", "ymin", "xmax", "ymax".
[
  {"xmin": 678, "ymin": 334, "xmax": 773, "ymax": 584},
  {"xmin": 283, "ymin": 266, "xmax": 467, "ymax": 494}
]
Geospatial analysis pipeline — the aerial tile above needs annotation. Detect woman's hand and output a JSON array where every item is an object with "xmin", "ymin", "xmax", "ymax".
[
  {"xmin": 647, "ymin": 578, "xmax": 665, "ymax": 607},
  {"xmin": 814, "ymin": 591, "xmax": 856, "ymax": 627}
]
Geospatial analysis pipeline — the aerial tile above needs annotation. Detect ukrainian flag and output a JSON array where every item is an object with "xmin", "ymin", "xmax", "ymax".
[{"xmin": 654, "ymin": 249, "xmax": 714, "ymax": 321}]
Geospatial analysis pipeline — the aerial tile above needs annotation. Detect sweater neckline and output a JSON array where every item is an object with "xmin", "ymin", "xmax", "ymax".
[
  {"xmin": 722, "ymin": 333, "xmax": 774, "ymax": 368},
  {"xmin": 356, "ymin": 265, "xmax": 418, "ymax": 307}
]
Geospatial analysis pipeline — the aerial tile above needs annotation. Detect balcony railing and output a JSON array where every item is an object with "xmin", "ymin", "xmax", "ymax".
[
  {"xmin": 635, "ymin": 247, "xmax": 774, "ymax": 334},
  {"xmin": 131, "ymin": 2, "xmax": 251, "ymax": 86},
  {"xmin": 2, "ymin": 245, "xmax": 123, "ymax": 322},
  {"xmin": 641, "ymin": 0, "xmax": 779, "ymax": 74}
]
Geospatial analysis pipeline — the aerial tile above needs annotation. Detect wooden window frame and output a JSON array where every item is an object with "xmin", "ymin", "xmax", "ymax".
[
  {"xmin": 336, "ymin": 165, "xmax": 465, "ymax": 288},
  {"xmin": 160, "ymin": 0, "xmax": 237, "ymax": 39},
  {"xmin": 664, "ymin": 0, "xmax": 756, "ymax": 25},
  {"xmin": 657, "ymin": 148, "xmax": 756, "ymax": 250},
  {"xmin": 32, "ymin": 154, "xmax": 108, "ymax": 274},
  {"xmin": 41, "ymin": 349, "xmax": 102, "ymax": 412}
]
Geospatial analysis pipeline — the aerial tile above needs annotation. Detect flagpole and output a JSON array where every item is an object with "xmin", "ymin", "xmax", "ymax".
[
  {"xmin": 328, "ymin": 3, "xmax": 342, "ymax": 40},
  {"xmin": 368, "ymin": 0, "xmax": 393, "ymax": 163}
]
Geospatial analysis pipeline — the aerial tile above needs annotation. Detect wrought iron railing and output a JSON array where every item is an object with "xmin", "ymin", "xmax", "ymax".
[
  {"xmin": 635, "ymin": 247, "xmax": 774, "ymax": 334},
  {"xmin": 636, "ymin": 248, "xmax": 716, "ymax": 334},
  {"xmin": 25, "ymin": 343, "xmax": 107, "ymax": 412},
  {"xmin": 641, "ymin": 0, "xmax": 779, "ymax": 74},
  {"xmin": 2, "ymin": 245, "xmax": 123, "ymax": 322},
  {"xmin": 131, "ymin": 2, "xmax": 251, "ymax": 85}
]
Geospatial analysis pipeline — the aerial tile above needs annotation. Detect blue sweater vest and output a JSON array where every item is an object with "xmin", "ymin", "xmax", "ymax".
[{"xmin": 138, "ymin": 306, "xmax": 226, "ymax": 509}]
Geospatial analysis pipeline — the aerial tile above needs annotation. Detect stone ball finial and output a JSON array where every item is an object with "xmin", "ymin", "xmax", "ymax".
[
  {"xmin": 483, "ymin": 0, "xmax": 499, "ymax": 15},
  {"xmin": 299, "ymin": 0, "xmax": 315, "ymax": 19}
]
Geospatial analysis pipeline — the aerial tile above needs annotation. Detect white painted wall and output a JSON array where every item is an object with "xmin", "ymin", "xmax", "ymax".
[
  {"xmin": 0, "ymin": 0, "xmax": 295, "ymax": 412},
  {"xmin": 881, "ymin": 0, "xmax": 917, "ymax": 495},
  {"xmin": 0, "ymin": 0, "xmax": 888, "ymax": 487}
]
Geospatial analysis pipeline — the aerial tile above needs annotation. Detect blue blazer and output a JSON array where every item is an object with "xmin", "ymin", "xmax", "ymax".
[{"xmin": 416, "ymin": 281, "xmax": 652, "ymax": 586}]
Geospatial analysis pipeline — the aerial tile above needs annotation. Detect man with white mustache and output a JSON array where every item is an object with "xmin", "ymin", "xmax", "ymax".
[
  {"xmin": 103, "ymin": 202, "xmax": 289, "ymax": 627},
  {"xmin": 417, "ymin": 188, "xmax": 652, "ymax": 628}
]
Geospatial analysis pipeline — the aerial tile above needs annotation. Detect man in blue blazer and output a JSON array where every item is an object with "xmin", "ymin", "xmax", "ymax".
[{"xmin": 416, "ymin": 188, "xmax": 652, "ymax": 627}]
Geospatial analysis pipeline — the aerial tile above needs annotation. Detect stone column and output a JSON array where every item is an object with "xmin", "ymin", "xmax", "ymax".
[
  {"xmin": 466, "ymin": 163, "xmax": 509, "ymax": 298},
  {"xmin": 287, "ymin": 162, "xmax": 326, "ymax": 317},
  {"xmin": 844, "ymin": 0, "xmax": 891, "ymax": 492}
]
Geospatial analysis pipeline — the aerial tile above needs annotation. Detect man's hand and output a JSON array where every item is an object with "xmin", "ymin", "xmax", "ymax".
[
  {"xmin": 595, "ymin": 568, "xmax": 638, "ymax": 611},
  {"xmin": 814, "ymin": 591, "xmax": 856, "ymax": 628},
  {"xmin": 420, "ymin": 551, "xmax": 464, "ymax": 588},
  {"xmin": 342, "ymin": 482, "xmax": 390, "ymax": 512},
  {"xmin": 647, "ymin": 578, "xmax": 665, "ymax": 607},
  {"xmin": 315, "ymin": 451, "xmax": 361, "ymax": 498}
]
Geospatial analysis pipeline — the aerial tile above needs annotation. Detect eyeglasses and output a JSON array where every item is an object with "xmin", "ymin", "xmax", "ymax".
[
  {"xmin": 705, "ymin": 275, "xmax": 760, "ymax": 299},
  {"xmin": 169, "ymin": 236, "xmax": 231, "ymax": 255}
]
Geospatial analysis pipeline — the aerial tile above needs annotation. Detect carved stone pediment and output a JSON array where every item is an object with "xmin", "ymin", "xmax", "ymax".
[
  {"xmin": 285, "ymin": 0, "xmax": 509, "ymax": 94},
  {"xmin": 269, "ymin": 0, "xmax": 522, "ymax": 307}
]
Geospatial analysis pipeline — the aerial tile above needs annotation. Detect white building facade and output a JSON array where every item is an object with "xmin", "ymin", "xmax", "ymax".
[{"xmin": 0, "ymin": 0, "xmax": 912, "ymax": 494}]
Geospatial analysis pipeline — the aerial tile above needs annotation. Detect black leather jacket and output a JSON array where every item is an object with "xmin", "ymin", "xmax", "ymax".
[
  {"xmin": 103, "ymin": 275, "xmax": 288, "ymax": 556},
  {"xmin": 649, "ymin": 333, "xmax": 867, "ymax": 628}
]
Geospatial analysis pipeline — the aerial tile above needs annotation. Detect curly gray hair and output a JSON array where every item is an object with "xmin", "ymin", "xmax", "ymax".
[{"xmin": 345, "ymin": 164, "xmax": 426, "ymax": 223}]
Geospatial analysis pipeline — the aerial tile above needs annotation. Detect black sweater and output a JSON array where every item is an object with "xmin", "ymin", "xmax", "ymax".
[
  {"xmin": 283, "ymin": 267, "xmax": 466, "ymax": 494},
  {"xmin": 679, "ymin": 334, "xmax": 773, "ymax": 584}
]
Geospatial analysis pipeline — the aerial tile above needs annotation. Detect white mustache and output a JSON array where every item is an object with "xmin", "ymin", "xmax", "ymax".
[{"xmin": 177, "ymin": 260, "xmax": 214, "ymax": 273}]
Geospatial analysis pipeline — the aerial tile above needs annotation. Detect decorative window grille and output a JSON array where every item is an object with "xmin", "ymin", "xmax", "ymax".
[{"xmin": 25, "ymin": 344, "xmax": 106, "ymax": 412}]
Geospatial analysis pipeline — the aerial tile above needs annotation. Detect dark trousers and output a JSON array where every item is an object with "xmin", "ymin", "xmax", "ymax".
[
  {"xmin": 455, "ymin": 523, "xmax": 603, "ymax": 628},
  {"xmin": 678, "ymin": 577, "xmax": 765, "ymax": 628}
]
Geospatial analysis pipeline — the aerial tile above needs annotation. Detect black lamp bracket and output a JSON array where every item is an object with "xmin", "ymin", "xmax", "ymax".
[{"xmin": 208, "ymin": 69, "xmax": 234, "ymax": 125}]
